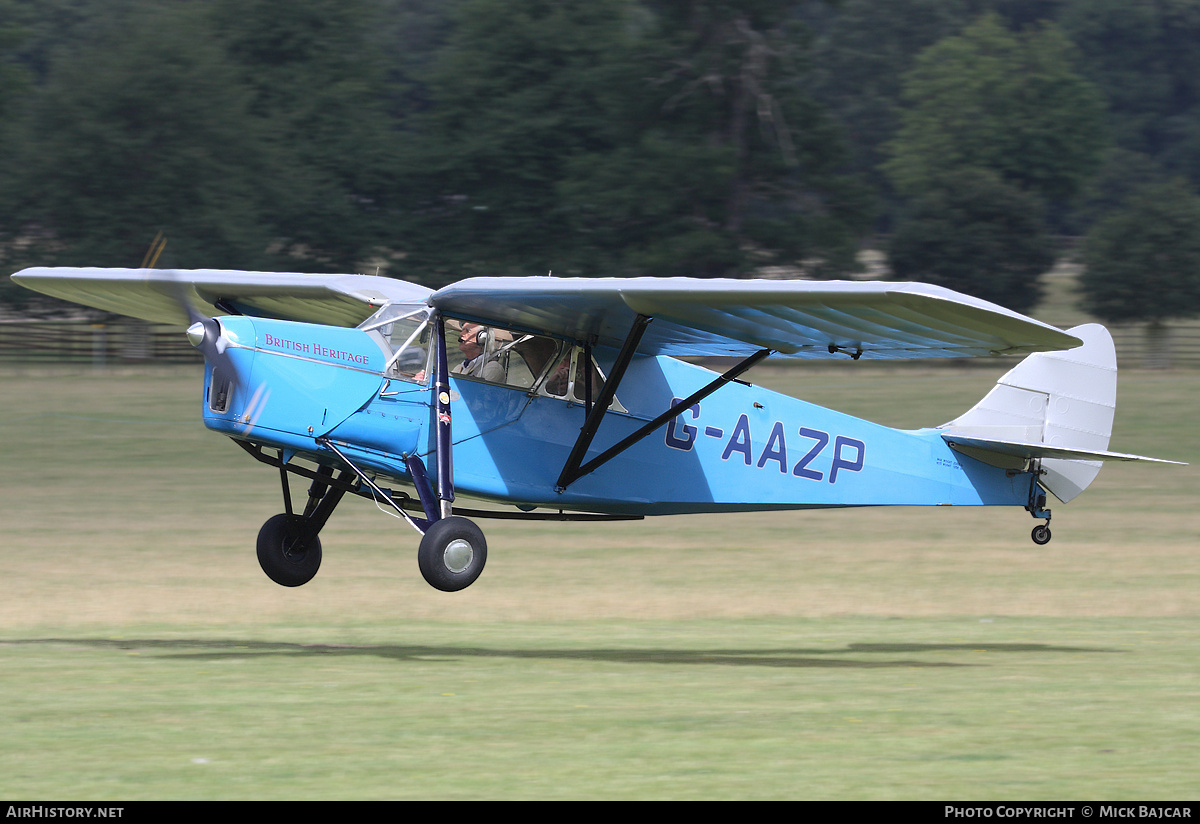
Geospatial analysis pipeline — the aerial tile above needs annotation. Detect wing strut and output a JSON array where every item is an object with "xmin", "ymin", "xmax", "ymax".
[
  {"xmin": 556, "ymin": 315, "xmax": 652, "ymax": 491},
  {"xmin": 555, "ymin": 327, "xmax": 772, "ymax": 490}
]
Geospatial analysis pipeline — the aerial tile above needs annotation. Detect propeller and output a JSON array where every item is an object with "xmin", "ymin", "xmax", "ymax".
[
  {"xmin": 140, "ymin": 235, "xmax": 266, "ymax": 431},
  {"xmin": 155, "ymin": 266, "xmax": 246, "ymax": 420},
  {"xmin": 138, "ymin": 235, "xmax": 220, "ymax": 357},
  {"xmin": 177, "ymin": 279, "xmax": 271, "ymax": 432},
  {"xmin": 157, "ymin": 265, "xmax": 227, "ymax": 363}
]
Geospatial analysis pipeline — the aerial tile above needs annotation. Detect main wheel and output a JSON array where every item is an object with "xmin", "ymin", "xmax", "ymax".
[
  {"xmin": 257, "ymin": 513, "xmax": 322, "ymax": 587},
  {"xmin": 418, "ymin": 516, "xmax": 487, "ymax": 592},
  {"xmin": 1031, "ymin": 524, "xmax": 1052, "ymax": 545}
]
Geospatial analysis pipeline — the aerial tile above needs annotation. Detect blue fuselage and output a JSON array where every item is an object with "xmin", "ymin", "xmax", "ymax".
[{"xmin": 200, "ymin": 317, "xmax": 1029, "ymax": 516}]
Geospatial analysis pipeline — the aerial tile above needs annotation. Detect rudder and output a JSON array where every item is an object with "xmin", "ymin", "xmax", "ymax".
[{"xmin": 940, "ymin": 324, "xmax": 1116, "ymax": 502}]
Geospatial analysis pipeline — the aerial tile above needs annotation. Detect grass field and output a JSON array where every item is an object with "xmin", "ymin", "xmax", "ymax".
[{"xmin": 1, "ymin": 363, "xmax": 1197, "ymax": 799}]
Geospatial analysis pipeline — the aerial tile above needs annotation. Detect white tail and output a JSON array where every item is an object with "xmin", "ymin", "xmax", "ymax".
[{"xmin": 940, "ymin": 324, "xmax": 1117, "ymax": 502}]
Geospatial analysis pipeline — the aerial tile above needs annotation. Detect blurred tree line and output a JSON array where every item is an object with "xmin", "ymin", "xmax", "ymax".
[{"xmin": 1, "ymin": 0, "xmax": 1198, "ymax": 326}]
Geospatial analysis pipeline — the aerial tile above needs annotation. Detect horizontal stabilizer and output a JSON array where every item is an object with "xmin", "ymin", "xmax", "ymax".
[{"xmin": 943, "ymin": 434, "xmax": 1185, "ymax": 466}]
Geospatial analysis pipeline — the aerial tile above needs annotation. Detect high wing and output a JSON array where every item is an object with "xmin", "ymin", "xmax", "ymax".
[
  {"xmin": 12, "ymin": 268, "xmax": 1079, "ymax": 359},
  {"xmin": 431, "ymin": 277, "xmax": 1081, "ymax": 359},
  {"xmin": 10, "ymin": 267, "xmax": 432, "ymax": 328}
]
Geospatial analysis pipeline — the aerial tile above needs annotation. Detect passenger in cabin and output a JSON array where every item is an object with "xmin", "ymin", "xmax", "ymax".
[
  {"xmin": 544, "ymin": 351, "xmax": 572, "ymax": 396},
  {"xmin": 513, "ymin": 336, "xmax": 561, "ymax": 389}
]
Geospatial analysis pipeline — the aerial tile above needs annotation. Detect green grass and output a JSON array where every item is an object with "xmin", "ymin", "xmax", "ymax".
[
  {"xmin": 4, "ymin": 620, "xmax": 1198, "ymax": 799},
  {"xmin": 1, "ymin": 364, "xmax": 1197, "ymax": 799}
]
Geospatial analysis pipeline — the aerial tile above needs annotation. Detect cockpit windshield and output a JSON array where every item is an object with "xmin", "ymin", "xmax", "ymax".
[{"xmin": 359, "ymin": 303, "xmax": 432, "ymax": 383}]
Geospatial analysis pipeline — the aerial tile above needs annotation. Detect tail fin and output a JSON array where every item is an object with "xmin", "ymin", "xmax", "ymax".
[{"xmin": 940, "ymin": 324, "xmax": 1117, "ymax": 502}]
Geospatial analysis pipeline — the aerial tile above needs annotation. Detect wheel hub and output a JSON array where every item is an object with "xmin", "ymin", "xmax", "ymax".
[{"xmin": 443, "ymin": 538, "xmax": 474, "ymax": 573}]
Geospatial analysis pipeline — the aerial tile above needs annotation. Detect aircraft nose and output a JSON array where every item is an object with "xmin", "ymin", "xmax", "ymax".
[
  {"xmin": 186, "ymin": 320, "xmax": 207, "ymax": 348},
  {"xmin": 187, "ymin": 317, "xmax": 237, "ymax": 367},
  {"xmin": 186, "ymin": 316, "xmax": 227, "ymax": 353}
]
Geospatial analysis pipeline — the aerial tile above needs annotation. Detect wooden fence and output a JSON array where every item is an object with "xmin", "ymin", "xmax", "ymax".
[
  {"xmin": 3, "ymin": 318, "xmax": 1200, "ymax": 369},
  {"xmin": 0, "ymin": 319, "xmax": 201, "ymax": 365}
]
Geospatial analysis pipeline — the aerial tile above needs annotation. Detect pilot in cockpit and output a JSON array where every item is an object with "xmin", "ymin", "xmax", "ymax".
[{"xmin": 453, "ymin": 322, "xmax": 507, "ymax": 382}]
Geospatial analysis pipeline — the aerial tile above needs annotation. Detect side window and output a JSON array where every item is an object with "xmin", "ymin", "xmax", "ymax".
[
  {"xmin": 543, "ymin": 350, "xmax": 573, "ymax": 397},
  {"xmin": 541, "ymin": 346, "xmax": 626, "ymax": 412},
  {"xmin": 506, "ymin": 335, "xmax": 557, "ymax": 388},
  {"xmin": 419, "ymin": 316, "xmax": 626, "ymax": 412},
  {"xmin": 571, "ymin": 353, "xmax": 603, "ymax": 403},
  {"xmin": 450, "ymin": 321, "xmax": 563, "ymax": 390}
]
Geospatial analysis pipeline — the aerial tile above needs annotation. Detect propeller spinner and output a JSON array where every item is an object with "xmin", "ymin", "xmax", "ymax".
[{"xmin": 163, "ymin": 271, "xmax": 245, "ymax": 417}]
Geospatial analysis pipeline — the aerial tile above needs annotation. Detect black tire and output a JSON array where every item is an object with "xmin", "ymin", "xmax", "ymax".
[
  {"xmin": 257, "ymin": 513, "xmax": 322, "ymax": 587},
  {"xmin": 1031, "ymin": 524, "xmax": 1052, "ymax": 546},
  {"xmin": 418, "ymin": 516, "xmax": 487, "ymax": 592}
]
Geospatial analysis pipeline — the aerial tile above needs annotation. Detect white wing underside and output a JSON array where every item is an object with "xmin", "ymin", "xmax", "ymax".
[
  {"xmin": 10, "ymin": 267, "xmax": 432, "ymax": 328},
  {"xmin": 430, "ymin": 276, "xmax": 1080, "ymax": 359},
  {"xmin": 12, "ymin": 268, "xmax": 1080, "ymax": 360}
]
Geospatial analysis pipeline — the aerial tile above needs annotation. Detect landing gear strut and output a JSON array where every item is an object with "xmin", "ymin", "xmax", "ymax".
[
  {"xmin": 1024, "ymin": 466, "xmax": 1052, "ymax": 546},
  {"xmin": 313, "ymin": 437, "xmax": 489, "ymax": 593},
  {"xmin": 257, "ymin": 463, "xmax": 350, "ymax": 587},
  {"xmin": 410, "ymin": 312, "xmax": 487, "ymax": 591},
  {"xmin": 253, "ymin": 311, "xmax": 489, "ymax": 591}
]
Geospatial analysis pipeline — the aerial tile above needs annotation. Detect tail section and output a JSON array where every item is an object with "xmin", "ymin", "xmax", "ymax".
[{"xmin": 940, "ymin": 324, "xmax": 1119, "ymax": 502}]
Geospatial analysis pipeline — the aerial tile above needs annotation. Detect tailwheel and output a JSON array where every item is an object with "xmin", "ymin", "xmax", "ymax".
[
  {"xmin": 1031, "ymin": 524, "xmax": 1052, "ymax": 546},
  {"xmin": 257, "ymin": 513, "xmax": 323, "ymax": 587},
  {"xmin": 418, "ymin": 516, "xmax": 487, "ymax": 592}
]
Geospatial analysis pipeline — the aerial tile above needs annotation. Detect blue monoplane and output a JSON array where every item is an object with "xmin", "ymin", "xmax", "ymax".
[{"xmin": 11, "ymin": 267, "xmax": 1181, "ymax": 592}]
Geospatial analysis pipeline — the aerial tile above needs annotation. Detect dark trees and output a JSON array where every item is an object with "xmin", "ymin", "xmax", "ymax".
[
  {"xmin": 396, "ymin": 0, "xmax": 870, "ymax": 283},
  {"xmin": 1081, "ymin": 178, "xmax": 1200, "ymax": 325},
  {"xmin": 888, "ymin": 169, "xmax": 1055, "ymax": 312},
  {"xmin": 885, "ymin": 14, "xmax": 1106, "ymax": 309}
]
